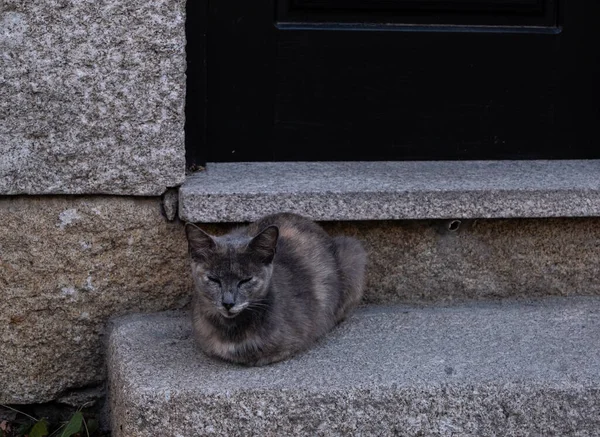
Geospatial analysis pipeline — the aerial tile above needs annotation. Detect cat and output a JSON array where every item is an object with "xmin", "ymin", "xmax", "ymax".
[{"xmin": 185, "ymin": 212, "xmax": 367, "ymax": 366}]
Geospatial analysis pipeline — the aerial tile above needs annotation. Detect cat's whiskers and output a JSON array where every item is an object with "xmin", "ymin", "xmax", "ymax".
[
  {"xmin": 247, "ymin": 302, "xmax": 272, "ymax": 311},
  {"xmin": 245, "ymin": 303, "xmax": 276, "ymax": 317}
]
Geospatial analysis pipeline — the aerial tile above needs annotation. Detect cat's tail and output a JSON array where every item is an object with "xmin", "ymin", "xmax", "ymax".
[{"xmin": 332, "ymin": 236, "xmax": 367, "ymax": 323}]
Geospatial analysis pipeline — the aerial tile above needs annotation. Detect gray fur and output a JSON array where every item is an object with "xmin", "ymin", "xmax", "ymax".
[{"xmin": 185, "ymin": 213, "xmax": 367, "ymax": 366}]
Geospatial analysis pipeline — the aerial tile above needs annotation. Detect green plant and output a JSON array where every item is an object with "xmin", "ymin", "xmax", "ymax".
[{"xmin": 0, "ymin": 404, "xmax": 104, "ymax": 437}]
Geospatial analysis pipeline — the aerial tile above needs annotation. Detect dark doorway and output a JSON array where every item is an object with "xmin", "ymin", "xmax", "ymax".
[{"xmin": 186, "ymin": 0, "xmax": 599, "ymax": 165}]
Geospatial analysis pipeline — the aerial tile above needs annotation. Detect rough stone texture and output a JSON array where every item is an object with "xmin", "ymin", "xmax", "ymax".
[
  {"xmin": 0, "ymin": 196, "xmax": 192, "ymax": 403},
  {"xmin": 0, "ymin": 0, "xmax": 186, "ymax": 195},
  {"xmin": 201, "ymin": 217, "xmax": 600, "ymax": 304},
  {"xmin": 108, "ymin": 297, "xmax": 600, "ymax": 436},
  {"xmin": 179, "ymin": 161, "xmax": 600, "ymax": 222}
]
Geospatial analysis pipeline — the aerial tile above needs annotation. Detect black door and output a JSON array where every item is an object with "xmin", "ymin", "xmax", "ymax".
[{"xmin": 188, "ymin": 0, "xmax": 599, "ymax": 164}]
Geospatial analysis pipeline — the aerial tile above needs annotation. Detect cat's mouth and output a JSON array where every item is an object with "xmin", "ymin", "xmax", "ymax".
[
  {"xmin": 219, "ymin": 310, "xmax": 239, "ymax": 319},
  {"xmin": 218, "ymin": 303, "xmax": 249, "ymax": 319}
]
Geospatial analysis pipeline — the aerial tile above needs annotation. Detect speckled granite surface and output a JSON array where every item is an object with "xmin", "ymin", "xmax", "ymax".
[
  {"xmin": 0, "ymin": 1, "xmax": 186, "ymax": 195},
  {"xmin": 108, "ymin": 297, "xmax": 600, "ymax": 436},
  {"xmin": 180, "ymin": 161, "xmax": 600, "ymax": 222},
  {"xmin": 0, "ymin": 196, "xmax": 192, "ymax": 403}
]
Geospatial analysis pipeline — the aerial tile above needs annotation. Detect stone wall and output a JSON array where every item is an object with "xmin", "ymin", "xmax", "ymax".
[
  {"xmin": 326, "ymin": 218, "xmax": 600, "ymax": 303},
  {"xmin": 0, "ymin": 0, "xmax": 190, "ymax": 406},
  {"xmin": 0, "ymin": 196, "xmax": 192, "ymax": 403},
  {"xmin": 0, "ymin": 0, "xmax": 186, "ymax": 195}
]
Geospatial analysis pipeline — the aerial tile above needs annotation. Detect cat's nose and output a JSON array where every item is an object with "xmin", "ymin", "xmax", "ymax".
[{"xmin": 222, "ymin": 292, "xmax": 235, "ymax": 311}]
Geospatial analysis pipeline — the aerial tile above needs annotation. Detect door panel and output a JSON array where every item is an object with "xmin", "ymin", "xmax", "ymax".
[{"xmin": 205, "ymin": 0, "xmax": 599, "ymax": 162}]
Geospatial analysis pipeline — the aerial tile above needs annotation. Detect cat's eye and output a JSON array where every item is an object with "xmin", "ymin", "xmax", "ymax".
[
  {"xmin": 206, "ymin": 276, "xmax": 221, "ymax": 285},
  {"xmin": 238, "ymin": 277, "xmax": 253, "ymax": 286}
]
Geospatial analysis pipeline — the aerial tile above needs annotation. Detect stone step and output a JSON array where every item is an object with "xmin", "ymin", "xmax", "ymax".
[
  {"xmin": 179, "ymin": 161, "xmax": 600, "ymax": 223},
  {"xmin": 108, "ymin": 296, "xmax": 600, "ymax": 436},
  {"xmin": 177, "ymin": 162, "xmax": 600, "ymax": 304}
]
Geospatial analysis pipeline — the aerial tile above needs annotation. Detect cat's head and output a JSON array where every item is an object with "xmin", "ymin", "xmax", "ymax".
[{"xmin": 185, "ymin": 223, "xmax": 279, "ymax": 319}]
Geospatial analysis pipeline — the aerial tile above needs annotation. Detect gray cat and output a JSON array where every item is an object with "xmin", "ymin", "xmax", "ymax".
[{"xmin": 185, "ymin": 212, "xmax": 366, "ymax": 366}]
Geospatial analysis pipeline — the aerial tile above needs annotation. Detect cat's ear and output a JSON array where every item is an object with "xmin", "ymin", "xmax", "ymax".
[
  {"xmin": 185, "ymin": 223, "xmax": 216, "ymax": 262},
  {"xmin": 248, "ymin": 225, "xmax": 279, "ymax": 264}
]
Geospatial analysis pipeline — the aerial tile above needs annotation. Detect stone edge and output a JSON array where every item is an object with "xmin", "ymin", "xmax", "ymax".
[{"xmin": 179, "ymin": 160, "xmax": 600, "ymax": 223}]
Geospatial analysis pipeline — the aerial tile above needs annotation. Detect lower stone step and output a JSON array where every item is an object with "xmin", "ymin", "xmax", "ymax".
[{"xmin": 107, "ymin": 297, "xmax": 600, "ymax": 436}]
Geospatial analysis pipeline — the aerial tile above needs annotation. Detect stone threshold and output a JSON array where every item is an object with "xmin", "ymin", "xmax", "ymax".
[{"xmin": 178, "ymin": 160, "xmax": 600, "ymax": 223}]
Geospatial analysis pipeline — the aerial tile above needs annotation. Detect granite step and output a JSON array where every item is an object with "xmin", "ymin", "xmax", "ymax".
[
  {"xmin": 178, "ymin": 161, "xmax": 600, "ymax": 223},
  {"xmin": 107, "ymin": 296, "xmax": 600, "ymax": 436},
  {"xmin": 177, "ymin": 162, "xmax": 600, "ymax": 305}
]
